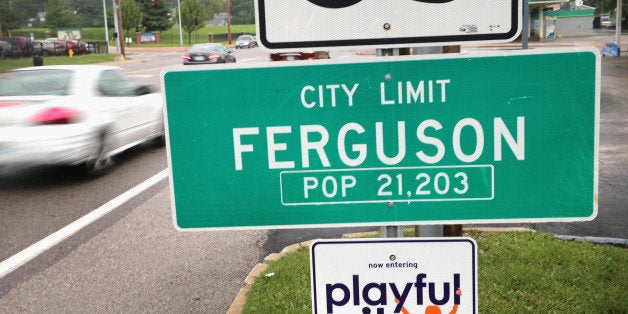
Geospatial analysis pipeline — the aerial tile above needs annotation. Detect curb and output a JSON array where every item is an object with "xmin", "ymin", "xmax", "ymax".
[
  {"xmin": 555, "ymin": 235, "xmax": 628, "ymax": 246},
  {"xmin": 227, "ymin": 239, "xmax": 318, "ymax": 314}
]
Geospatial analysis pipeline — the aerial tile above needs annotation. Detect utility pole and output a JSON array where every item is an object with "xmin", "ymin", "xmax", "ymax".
[
  {"xmin": 102, "ymin": 0, "xmax": 110, "ymax": 53},
  {"xmin": 177, "ymin": 0, "xmax": 183, "ymax": 46},
  {"xmin": 227, "ymin": 0, "xmax": 232, "ymax": 44},
  {"xmin": 113, "ymin": 0, "xmax": 125, "ymax": 59}
]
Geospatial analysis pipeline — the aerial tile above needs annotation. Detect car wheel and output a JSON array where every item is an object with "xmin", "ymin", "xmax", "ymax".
[
  {"xmin": 42, "ymin": 50, "xmax": 50, "ymax": 57},
  {"xmin": 82, "ymin": 133, "xmax": 114, "ymax": 176},
  {"xmin": 150, "ymin": 132, "xmax": 166, "ymax": 147}
]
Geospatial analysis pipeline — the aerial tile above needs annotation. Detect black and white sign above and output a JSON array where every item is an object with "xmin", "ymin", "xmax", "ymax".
[{"xmin": 255, "ymin": 0, "xmax": 522, "ymax": 50}]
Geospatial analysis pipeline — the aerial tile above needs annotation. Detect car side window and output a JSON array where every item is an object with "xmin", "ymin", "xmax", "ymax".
[
  {"xmin": 96, "ymin": 70, "xmax": 140, "ymax": 97},
  {"xmin": 0, "ymin": 70, "xmax": 72, "ymax": 96}
]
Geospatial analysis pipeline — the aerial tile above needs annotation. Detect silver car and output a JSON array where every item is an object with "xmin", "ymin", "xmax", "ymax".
[
  {"xmin": 0, "ymin": 65, "xmax": 164, "ymax": 175},
  {"xmin": 235, "ymin": 35, "xmax": 257, "ymax": 49}
]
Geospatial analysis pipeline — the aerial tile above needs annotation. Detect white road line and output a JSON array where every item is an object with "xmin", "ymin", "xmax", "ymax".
[{"xmin": 0, "ymin": 169, "xmax": 169, "ymax": 279}]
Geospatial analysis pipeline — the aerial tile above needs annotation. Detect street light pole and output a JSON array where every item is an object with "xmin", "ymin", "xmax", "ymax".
[
  {"xmin": 616, "ymin": 0, "xmax": 623, "ymax": 54},
  {"xmin": 227, "ymin": 0, "xmax": 232, "ymax": 44},
  {"xmin": 112, "ymin": 0, "xmax": 121, "ymax": 56},
  {"xmin": 177, "ymin": 0, "xmax": 183, "ymax": 46},
  {"xmin": 102, "ymin": 0, "xmax": 110, "ymax": 53},
  {"xmin": 112, "ymin": 0, "xmax": 124, "ymax": 59}
]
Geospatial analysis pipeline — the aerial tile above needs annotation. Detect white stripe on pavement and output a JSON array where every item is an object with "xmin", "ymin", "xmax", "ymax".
[{"xmin": 0, "ymin": 169, "xmax": 169, "ymax": 279}]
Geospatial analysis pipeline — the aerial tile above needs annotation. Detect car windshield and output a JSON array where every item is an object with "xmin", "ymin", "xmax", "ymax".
[
  {"xmin": 0, "ymin": 69, "xmax": 72, "ymax": 96},
  {"xmin": 189, "ymin": 44, "xmax": 220, "ymax": 53},
  {"xmin": 238, "ymin": 36, "xmax": 251, "ymax": 41}
]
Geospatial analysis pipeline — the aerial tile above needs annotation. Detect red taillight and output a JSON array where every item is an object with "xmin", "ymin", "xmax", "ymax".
[
  {"xmin": 208, "ymin": 53, "xmax": 219, "ymax": 60},
  {"xmin": 31, "ymin": 107, "xmax": 79, "ymax": 124},
  {"xmin": 182, "ymin": 54, "xmax": 191, "ymax": 60}
]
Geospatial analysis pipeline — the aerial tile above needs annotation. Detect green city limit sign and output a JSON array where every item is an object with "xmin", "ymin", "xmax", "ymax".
[{"xmin": 163, "ymin": 48, "xmax": 599, "ymax": 230}]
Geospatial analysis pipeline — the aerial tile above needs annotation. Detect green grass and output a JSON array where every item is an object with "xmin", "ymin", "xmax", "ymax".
[
  {"xmin": 0, "ymin": 54, "xmax": 118, "ymax": 72},
  {"xmin": 242, "ymin": 230, "xmax": 628, "ymax": 313},
  {"xmin": 244, "ymin": 245, "xmax": 312, "ymax": 314}
]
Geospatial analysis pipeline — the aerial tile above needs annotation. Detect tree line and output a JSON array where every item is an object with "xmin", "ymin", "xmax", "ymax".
[
  {"xmin": 0, "ymin": 0, "xmax": 255, "ymax": 36},
  {"xmin": 2, "ymin": 0, "xmax": 623, "ymax": 37}
]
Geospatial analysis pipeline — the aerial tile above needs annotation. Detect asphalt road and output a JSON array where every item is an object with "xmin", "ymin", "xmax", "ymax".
[{"xmin": 0, "ymin": 38, "xmax": 626, "ymax": 312}]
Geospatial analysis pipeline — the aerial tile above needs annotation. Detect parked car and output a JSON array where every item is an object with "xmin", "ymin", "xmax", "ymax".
[
  {"xmin": 270, "ymin": 51, "xmax": 330, "ymax": 61},
  {"xmin": 0, "ymin": 37, "xmax": 33, "ymax": 57},
  {"xmin": 182, "ymin": 43, "xmax": 236, "ymax": 65},
  {"xmin": 46, "ymin": 39, "xmax": 80, "ymax": 55},
  {"xmin": 68, "ymin": 40, "xmax": 88, "ymax": 54},
  {"xmin": 0, "ymin": 65, "xmax": 165, "ymax": 175},
  {"xmin": 0, "ymin": 40, "xmax": 11, "ymax": 58},
  {"xmin": 32, "ymin": 40, "xmax": 65, "ymax": 56},
  {"xmin": 86, "ymin": 42, "xmax": 96, "ymax": 53},
  {"xmin": 600, "ymin": 14, "xmax": 614, "ymax": 27},
  {"xmin": 235, "ymin": 35, "xmax": 257, "ymax": 49},
  {"xmin": 42, "ymin": 38, "xmax": 68, "ymax": 55}
]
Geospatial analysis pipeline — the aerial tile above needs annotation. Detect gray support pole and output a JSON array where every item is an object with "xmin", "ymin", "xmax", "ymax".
[
  {"xmin": 539, "ymin": 5, "xmax": 545, "ymax": 40},
  {"xmin": 177, "ymin": 0, "xmax": 183, "ymax": 46},
  {"xmin": 522, "ymin": 0, "xmax": 529, "ymax": 49},
  {"xmin": 418, "ymin": 225, "xmax": 444, "ymax": 237},
  {"xmin": 377, "ymin": 47, "xmax": 404, "ymax": 238},
  {"xmin": 102, "ymin": 0, "xmax": 110, "ymax": 53},
  {"xmin": 112, "ymin": 0, "xmax": 121, "ymax": 56},
  {"xmin": 616, "ymin": 0, "xmax": 623, "ymax": 55}
]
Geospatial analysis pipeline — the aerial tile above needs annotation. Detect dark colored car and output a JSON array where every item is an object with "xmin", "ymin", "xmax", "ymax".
[
  {"xmin": 270, "ymin": 51, "xmax": 330, "ymax": 61},
  {"xmin": 0, "ymin": 37, "xmax": 33, "ymax": 57},
  {"xmin": 0, "ymin": 40, "xmax": 10, "ymax": 58},
  {"xmin": 182, "ymin": 43, "xmax": 236, "ymax": 65}
]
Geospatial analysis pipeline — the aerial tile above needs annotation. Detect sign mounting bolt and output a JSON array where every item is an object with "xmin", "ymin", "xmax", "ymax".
[
  {"xmin": 383, "ymin": 23, "xmax": 391, "ymax": 30},
  {"xmin": 384, "ymin": 74, "xmax": 392, "ymax": 82}
]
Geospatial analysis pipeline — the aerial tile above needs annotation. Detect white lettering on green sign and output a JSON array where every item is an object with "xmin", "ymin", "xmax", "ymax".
[{"xmin": 233, "ymin": 120, "xmax": 525, "ymax": 170}]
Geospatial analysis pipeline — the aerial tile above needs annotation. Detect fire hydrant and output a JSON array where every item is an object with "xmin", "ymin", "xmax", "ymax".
[{"xmin": 69, "ymin": 49, "xmax": 74, "ymax": 57}]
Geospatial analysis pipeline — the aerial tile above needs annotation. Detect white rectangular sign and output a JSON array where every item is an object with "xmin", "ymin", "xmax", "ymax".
[
  {"xmin": 255, "ymin": 0, "xmax": 522, "ymax": 50},
  {"xmin": 310, "ymin": 238, "xmax": 478, "ymax": 314}
]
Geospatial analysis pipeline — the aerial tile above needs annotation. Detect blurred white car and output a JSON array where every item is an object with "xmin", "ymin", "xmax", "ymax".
[{"xmin": 0, "ymin": 65, "xmax": 164, "ymax": 175}]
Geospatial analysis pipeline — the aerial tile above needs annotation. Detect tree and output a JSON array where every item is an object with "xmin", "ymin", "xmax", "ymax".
[
  {"xmin": 122, "ymin": 0, "xmax": 142, "ymax": 38},
  {"xmin": 0, "ymin": 0, "xmax": 23, "ymax": 33},
  {"xmin": 179, "ymin": 0, "xmax": 207, "ymax": 44},
  {"xmin": 141, "ymin": 0, "xmax": 174, "ymax": 32},
  {"xmin": 202, "ymin": 0, "xmax": 225, "ymax": 18},
  {"xmin": 72, "ymin": 0, "xmax": 107, "ymax": 27},
  {"xmin": 585, "ymin": 0, "xmax": 628, "ymax": 29},
  {"xmin": 45, "ymin": 0, "xmax": 80, "ymax": 29},
  {"xmin": 230, "ymin": 0, "xmax": 253, "ymax": 24}
]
